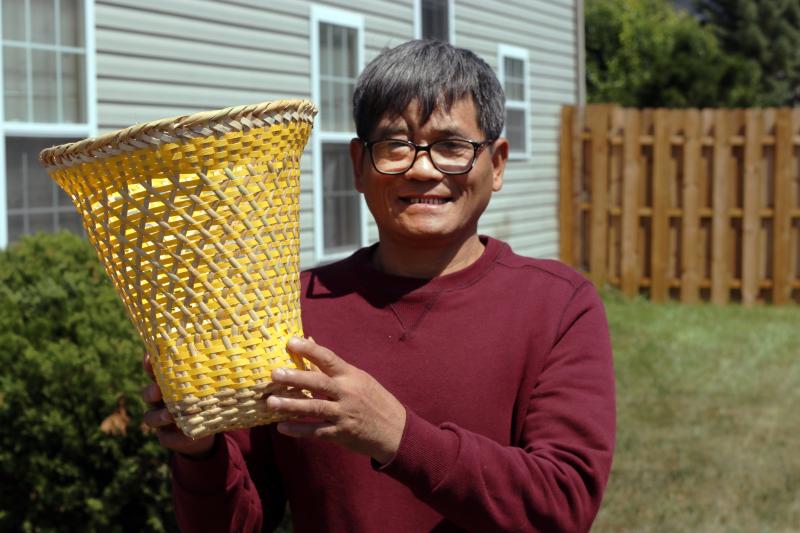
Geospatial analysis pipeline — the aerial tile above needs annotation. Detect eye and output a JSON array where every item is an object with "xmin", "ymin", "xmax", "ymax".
[{"xmin": 434, "ymin": 140, "xmax": 471, "ymax": 156}]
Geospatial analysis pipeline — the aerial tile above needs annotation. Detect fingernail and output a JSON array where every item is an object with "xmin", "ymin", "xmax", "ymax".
[
  {"xmin": 288, "ymin": 337, "xmax": 305, "ymax": 349},
  {"xmin": 272, "ymin": 368, "xmax": 287, "ymax": 380},
  {"xmin": 267, "ymin": 396, "xmax": 282, "ymax": 408},
  {"xmin": 161, "ymin": 410, "xmax": 172, "ymax": 424}
]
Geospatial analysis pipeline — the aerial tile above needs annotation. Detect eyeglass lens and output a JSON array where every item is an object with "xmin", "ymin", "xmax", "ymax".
[{"xmin": 371, "ymin": 140, "xmax": 476, "ymax": 174}]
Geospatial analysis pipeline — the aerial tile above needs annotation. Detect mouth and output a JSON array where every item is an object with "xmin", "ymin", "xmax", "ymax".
[{"xmin": 400, "ymin": 195, "xmax": 453, "ymax": 205}]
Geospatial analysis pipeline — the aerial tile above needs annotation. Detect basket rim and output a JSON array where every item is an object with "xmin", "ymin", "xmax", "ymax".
[{"xmin": 39, "ymin": 98, "xmax": 318, "ymax": 169}]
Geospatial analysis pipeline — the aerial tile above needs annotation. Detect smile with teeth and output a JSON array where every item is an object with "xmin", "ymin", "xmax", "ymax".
[{"xmin": 405, "ymin": 197, "xmax": 451, "ymax": 205}]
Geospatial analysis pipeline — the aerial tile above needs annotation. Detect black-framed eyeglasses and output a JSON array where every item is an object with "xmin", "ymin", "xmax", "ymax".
[{"xmin": 361, "ymin": 138, "xmax": 494, "ymax": 175}]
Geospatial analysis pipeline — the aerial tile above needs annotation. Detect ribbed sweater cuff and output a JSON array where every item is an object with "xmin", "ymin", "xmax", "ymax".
[
  {"xmin": 375, "ymin": 408, "xmax": 459, "ymax": 494},
  {"xmin": 171, "ymin": 434, "xmax": 242, "ymax": 494}
]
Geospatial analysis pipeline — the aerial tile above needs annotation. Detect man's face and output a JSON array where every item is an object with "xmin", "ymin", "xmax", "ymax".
[{"xmin": 350, "ymin": 96, "xmax": 508, "ymax": 249}]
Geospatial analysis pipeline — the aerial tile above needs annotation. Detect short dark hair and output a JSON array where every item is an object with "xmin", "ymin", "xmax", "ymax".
[{"xmin": 352, "ymin": 40, "xmax": 505, "ymax": 140}]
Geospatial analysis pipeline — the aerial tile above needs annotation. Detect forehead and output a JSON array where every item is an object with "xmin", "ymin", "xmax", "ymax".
[{"xmin": 373, "ymin": 96, "xmax": 481, "ymax": 137}]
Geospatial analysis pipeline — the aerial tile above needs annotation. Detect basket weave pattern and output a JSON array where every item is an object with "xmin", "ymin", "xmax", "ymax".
[{"xmin": 40, "ymin": 100, "xmax": 317, "ymax": 438}]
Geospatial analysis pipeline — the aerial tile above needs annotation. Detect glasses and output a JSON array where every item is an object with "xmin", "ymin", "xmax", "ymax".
[{"xmin": 361, "ymin": 138, "xmax": 494, "ymax": 175}]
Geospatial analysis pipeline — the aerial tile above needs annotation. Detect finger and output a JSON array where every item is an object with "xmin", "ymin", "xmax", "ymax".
[
  {"xmin": 270, "ymin": 368, "xmax": 341, "ymax": 400},
  {"xmin": 143, "ymin": 407, "xmax": 174, "ymax": 429},
  {"xmin": 141, "ymin": 382, "xmax": 163, "ymax": 405},
  {"xmin": 266, "ymin": 395, "xmax": 338, "ymax": 421},
  {"xmin": 142, "ymin": 353, "xmax": 156, "ymax": 381},
  {"xmin": 287, "ymin": 337, "xmax": 347, "ymax": 376},
  {"xmin": 276, "ymin": 421, "xmax": 338, "ymax": 440}
]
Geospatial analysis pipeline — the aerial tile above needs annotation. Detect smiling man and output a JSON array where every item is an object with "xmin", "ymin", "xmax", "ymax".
[{"xmin": 145, "ymin": 40, "xmax": 616, "ymax": 533}]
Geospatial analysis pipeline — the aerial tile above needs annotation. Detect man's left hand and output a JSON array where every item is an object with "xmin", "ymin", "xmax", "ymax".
[{"xmin": 267, "ymin": 337, "xmax": 406, "ymax": 465}]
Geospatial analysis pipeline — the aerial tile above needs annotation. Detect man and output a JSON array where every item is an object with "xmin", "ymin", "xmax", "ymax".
[{"xmin": 143, "ymin": 40, "xmax": 615, "ymax": 532}]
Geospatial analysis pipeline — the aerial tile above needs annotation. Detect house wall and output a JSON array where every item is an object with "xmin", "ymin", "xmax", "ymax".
[{"xmin": 93, "ymin": 0, "xmax": 579, "ymax": 266}]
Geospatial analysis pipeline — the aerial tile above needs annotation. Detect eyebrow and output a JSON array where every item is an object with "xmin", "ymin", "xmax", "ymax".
[{"xmin": 372, "ymin": 125, "xmax": 472, "ymax": 140}]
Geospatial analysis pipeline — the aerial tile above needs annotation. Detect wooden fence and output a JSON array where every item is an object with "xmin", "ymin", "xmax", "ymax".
[{"xmin": 559, "ymin": 105, "xmax": 800, "ymax": 305}]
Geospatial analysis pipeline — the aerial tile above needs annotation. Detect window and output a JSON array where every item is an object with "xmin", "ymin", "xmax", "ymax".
[
  {"xmin": 311, "ymin": 6, "xmax": 365, "ymax": 260},
  {"xmin": 1, "ymin": 0, "xmax": 96, "ymax": 246},
  {"xmin": 498, "ymin": 45, "xmax": 530, "ymax": 159},
  {"xmin": 414, "ymin": 0, "xmax": 453, "ymax": 43}
]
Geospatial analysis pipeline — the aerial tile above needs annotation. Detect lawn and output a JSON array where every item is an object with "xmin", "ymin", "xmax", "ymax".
[{"xmin": 592, "ymin": 292, "xmax": 800, "ymax": 532}]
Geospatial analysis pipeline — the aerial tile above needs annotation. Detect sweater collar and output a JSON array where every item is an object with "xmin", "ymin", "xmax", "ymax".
[{"xmin": 352, "ymin": 236, "xmax": 506, "ymax": 296}]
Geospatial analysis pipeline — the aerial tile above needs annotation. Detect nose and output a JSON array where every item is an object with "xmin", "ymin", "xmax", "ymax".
[{"xmin": 403, "ymin": 150, "xmax": 444, "ymax": 181}]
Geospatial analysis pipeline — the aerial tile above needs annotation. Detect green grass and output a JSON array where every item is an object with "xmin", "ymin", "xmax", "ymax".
[{"xmin": 592, "ymin": 292, "xmax": 800, "ymax": 533}]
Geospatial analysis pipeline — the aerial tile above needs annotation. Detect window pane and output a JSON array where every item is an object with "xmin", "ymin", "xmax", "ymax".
[
  {"xmin": 60, "ymin": 0, "xmax": 84, "ymax": 47},
  {"xmin": 58, "ymin": 211, "xmax": 84, "ymax": 235},
  {"xmin": 29, "ymin": 213, "xmax": 55, "ymax": 234},
  {"xmin": 31, "ymin": 0, "xmax": 56, "ymax": 45},
  {"xmin": 8, "ymin": 214, "xmax": 25, "ymax": 242},
  {"xmin": 320, "ymin": 23, "xmax": 333, "ymax": 76},
  {"xmin": 347, "ymin": 26, "xmax": 358, "ymax": 77},
  {"xmin": 318, "ymin": 23, "xmax": 356, "ymax": 133},
  {"xmin": 32, "ymin": 49, "xmax": 58, "ymax": 122},
  {"xmin": 422, "ymin": 0, "xmax": 448, "ymax": 41},
  {"xmin": 61, "ymin": 52, "xmax": 85, "ymax": 122},
  {"xmin": 322, "ymin": 143, "xmax": 360, "ymax": 253},
  {"xmin": 504, "ymin": 57, "xmax": 525, "ymax": 101},
  {"xmin": 6, "ymin": 137, "xmax": 82, "ymax": 243},
  {"xmin": 3, "ymin": 45, "xmax": 28, "ymax": 121},
  {"xmin": 505, "ymin": 108, "xmax": 526, "ymax": 154},
  {"xmin": 2, "ymin": 1, "xmax": 26, "ymax": 41}
]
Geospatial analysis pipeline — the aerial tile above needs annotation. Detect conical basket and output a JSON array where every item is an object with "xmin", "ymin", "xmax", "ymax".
[{"xmin": 39, "ymin": 99, "xmax": 318, "ymax": 439}]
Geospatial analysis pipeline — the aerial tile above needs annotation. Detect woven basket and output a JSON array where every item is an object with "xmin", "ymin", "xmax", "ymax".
[{"xmin": 39, "ymin": 99, "xmax": 318, "ymax": 439}]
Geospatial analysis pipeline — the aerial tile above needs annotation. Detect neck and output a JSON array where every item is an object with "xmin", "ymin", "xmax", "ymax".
[{"xmin": 372, "ymin": 233, "xmax": 486, "ymax": 278}]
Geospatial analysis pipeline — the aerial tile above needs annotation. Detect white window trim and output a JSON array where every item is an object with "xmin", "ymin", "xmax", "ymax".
[
  {"xmin": 310, "ymin": 4, "xmax": 367, "ymax": 264},
  {"xmin": 413, "ymin": 0, "xmax": 455, "ymax": 43},
  {"xmin": 497, "ymin": 44, "xmax": 530, "ymax": 160},
  {"xmin": 0, "ymin": 0, "xmax": 97, "ymax": 247}
]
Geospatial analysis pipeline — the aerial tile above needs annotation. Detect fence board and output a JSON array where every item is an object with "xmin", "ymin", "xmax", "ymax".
[
  {"xmin": 621, "ymin": 109, "xmax": 640, "ymax": 296},
  {"xmin": 774, "ymin": 109, "xmax": 793, "ymax": 304},
  {"xmin": 681, "ymin": 109, "xmax": 701, "ymax": 303},
  {"xmin": 589, "ymin": 105, "xmax": 611, "ymax": 287},
  {"xmin": 711, "ymin": 110, "xmax": 730, "ymax": 304},
  {"xmin": 742, "ymin": 109, "xmax": 762, "ymax": 305},
  {"xmin": 651, "ymin": 109, "xmax": 671, "ymax": 301}
]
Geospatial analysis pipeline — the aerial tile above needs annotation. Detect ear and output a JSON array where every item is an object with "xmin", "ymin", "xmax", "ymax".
[
  {"xmin": 350, "ymin": 138, "xmax": 366, "ymax": 192},
  {"xmin": 489, "ymin": 138, "xmax": 508, "ymax": 192}
]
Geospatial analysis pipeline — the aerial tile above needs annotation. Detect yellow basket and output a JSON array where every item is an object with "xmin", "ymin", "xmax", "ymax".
[{"xmin": 39, "ymin": 99, "xmax": 318, "ymax": 439}]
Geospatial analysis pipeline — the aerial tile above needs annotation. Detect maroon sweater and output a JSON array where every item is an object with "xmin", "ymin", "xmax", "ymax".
[{"xmin": 171, "ymin": 237, "xmax": 616, "ymax": 532}]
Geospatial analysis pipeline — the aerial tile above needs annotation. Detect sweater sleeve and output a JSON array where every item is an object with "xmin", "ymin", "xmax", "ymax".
[
  {"xmin": 170, "ymin": 427, "xmax": 286, "ymax": 533},
  {"xmin": 377, "ymin": 281, "xmax": 616, "ymax": 532}
]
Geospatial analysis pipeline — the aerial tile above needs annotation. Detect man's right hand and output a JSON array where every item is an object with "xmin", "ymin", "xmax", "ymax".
[{"xmin": 141, "ymin": 353, "xmax": 215, "ymax": 457}]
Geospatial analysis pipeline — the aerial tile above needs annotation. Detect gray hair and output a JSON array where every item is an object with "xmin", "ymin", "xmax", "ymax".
[{"xmin": 352, "ymin": 40, "xmax": 505, "ymax": 140}]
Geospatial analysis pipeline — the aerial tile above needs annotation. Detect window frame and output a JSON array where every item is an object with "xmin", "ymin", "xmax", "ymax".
[
  {"xmin": 497, "ymin": 44, "xmax": 530, "ymax": 160},
  {"xmin": 414, "ymin": 0, "xmax": 455, "ymax": 43},
  {"xmin": 0, "ymin": 0, "xmax": 97, "ymax": 247},
  {"xmin": 310, "ymin": 4, "xmax": 367, "ymax": 263}
]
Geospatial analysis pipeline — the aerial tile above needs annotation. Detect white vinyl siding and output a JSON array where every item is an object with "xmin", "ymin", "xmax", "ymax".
[{"xmin": 0, "ymin": 0, "xmax": 96, "ymax": 247}]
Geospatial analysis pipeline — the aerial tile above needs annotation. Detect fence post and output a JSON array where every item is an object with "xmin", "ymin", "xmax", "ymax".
[{"xmin": 560, "ymin": 105, "xmax": 575, "ymax": 266}]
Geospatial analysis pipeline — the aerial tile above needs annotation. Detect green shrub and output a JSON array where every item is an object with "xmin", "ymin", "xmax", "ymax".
[{"xmin": 0, "ymin": 232, "xmax": 175, "ymax": 532}]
